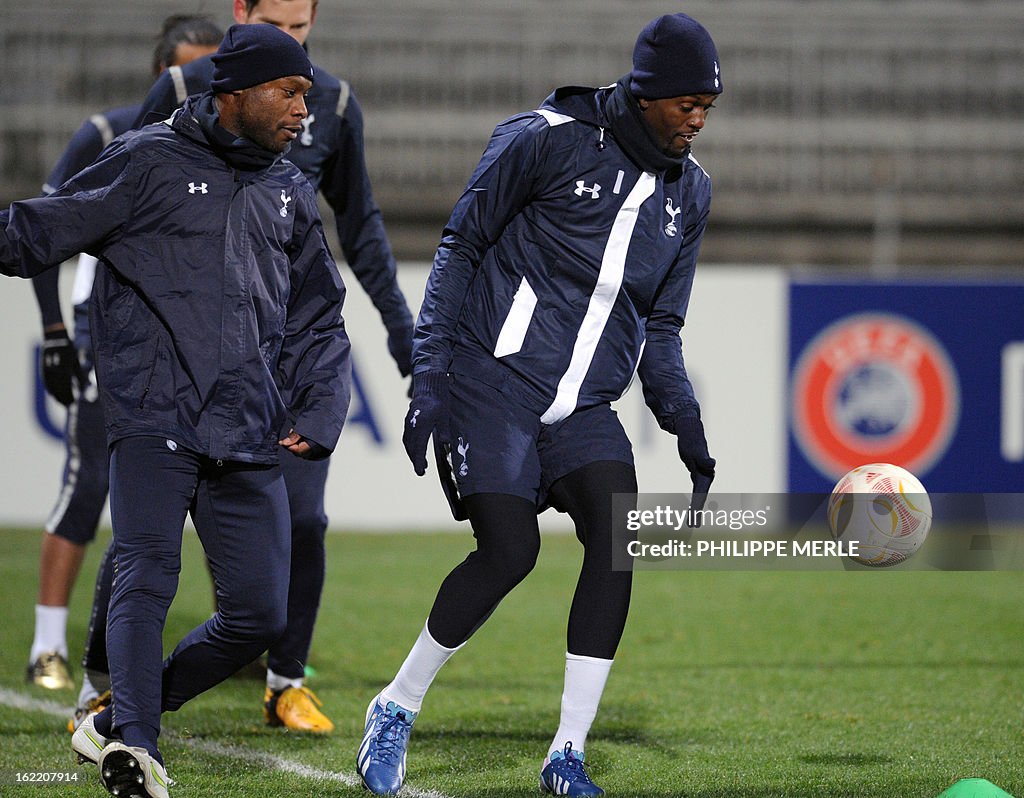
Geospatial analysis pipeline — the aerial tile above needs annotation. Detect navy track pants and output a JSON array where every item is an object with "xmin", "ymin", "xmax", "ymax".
[{"xmin": 106, "ymin": 436, "xmax": 290, "ymax": 736}]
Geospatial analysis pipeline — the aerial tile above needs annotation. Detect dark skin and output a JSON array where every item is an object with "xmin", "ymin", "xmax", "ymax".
[
  {"xmin": 215, "ymin": 74, "xmax": 313, "ymax": 154},
  {"xmin": 215, "ymin": 74, "xmax": 317, "ymax": 456},
  {"xmin": 638, "ymin": 93, "xmax": 718, "ymax": 158}
]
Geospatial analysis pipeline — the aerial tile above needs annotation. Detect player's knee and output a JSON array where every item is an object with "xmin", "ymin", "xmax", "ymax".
[
  {"xmin": 511, "ymin": 541, "xmax": 540, "ymax": 583},
  {"xmin": 225, "ymin": 596, "xmax": 287, "ymax": 646},
  {"xmin": 483, "ymin": 537, "xmax": 539, "ymax": 587},
  {"xmin": 289, "ymin": 507, "xmax": 328, "ymax": 546}
]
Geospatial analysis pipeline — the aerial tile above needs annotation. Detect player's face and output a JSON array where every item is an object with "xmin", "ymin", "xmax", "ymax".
[
  {"xmin": 638, "ymin": 93, "xmax": 718, "ymax": 158},
  {"xmin": 231, "ymin": 75, "xmax": 313, "ymax": 153},
  {"xmin": 236, "ymin": 0, "xmax": 317, "ymax": 45}
]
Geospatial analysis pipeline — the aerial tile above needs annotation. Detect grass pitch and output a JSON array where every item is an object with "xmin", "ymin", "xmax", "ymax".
[{"xmin": 1, "ymin": 526, "xmax": 1022, "ymax": 797}]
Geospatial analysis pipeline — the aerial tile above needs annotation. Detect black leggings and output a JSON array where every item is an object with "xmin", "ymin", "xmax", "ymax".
[{"xmin": 426, "ymin": 460, "xmax": 637, "ymax": 660}]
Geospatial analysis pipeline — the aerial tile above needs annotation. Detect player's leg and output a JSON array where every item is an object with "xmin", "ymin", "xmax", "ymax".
[
  {"xmin": 88, "ymin": 436, "xmax": 199, "ymax": 767},
  {"xmin": 536, "ymin": 406, "xmax": 638, "ymax": 796},
  {"xmin": 160, "ymin": 458, "xmax": 290, "ymax": 713},
  {"xmin": 358, "ymin": 373, "xmax": 542, "ymax": 795},
  {"xmin": 535, "ymin": 460, "xmax": 636, "ymax": 798},
  {"xmin": 388, "ymin": 491, "xmax": 541, "ymax": 705},
  {"xmin": 359, "ymin": 493, "xmax": 541, "ymax": 795},
  {"xmin": 68, "ymin": 538, "xmax": 115, "ymax": 732},
  {"xmin": 263, "ymin": 454, "xmax": 333, "ymax": 732},
  {"xmin": 81, "ymin": 539, "xmax": 114, "ymax": 687},
  {"xmin": 28, "ymin": 392, "xmax": 108, "ymax": 690}
]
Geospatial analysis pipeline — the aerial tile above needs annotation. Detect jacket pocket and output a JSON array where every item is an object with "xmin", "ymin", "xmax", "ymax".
[{"xmin": 493, "ymin": 276, "xmax": 537, "ymax": 358}]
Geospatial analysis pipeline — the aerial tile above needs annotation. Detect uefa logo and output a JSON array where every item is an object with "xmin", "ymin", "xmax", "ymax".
[{"xmin": 791, "ymin": 313, "xmax": 960, "ymax": 479}]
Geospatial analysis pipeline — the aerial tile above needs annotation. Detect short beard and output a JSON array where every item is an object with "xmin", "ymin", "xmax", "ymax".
[{"xmin": 236, "ymin": 91, "xmax": 286, "ymax": 153}]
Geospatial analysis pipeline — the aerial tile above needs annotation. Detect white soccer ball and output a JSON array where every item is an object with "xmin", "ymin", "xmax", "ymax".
[{"xmin": 827, "ymin": 463, "xmax": 932, "ymax": 567}]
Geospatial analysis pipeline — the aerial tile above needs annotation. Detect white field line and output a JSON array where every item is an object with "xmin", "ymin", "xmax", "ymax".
[{"xmin": 0, "ymin": 687, "xmax": 452, "ymax": 798}]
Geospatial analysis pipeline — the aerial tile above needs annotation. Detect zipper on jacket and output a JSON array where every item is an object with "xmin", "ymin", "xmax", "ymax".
[{"xmin": 137, "ymin": 341, "xmax": 162, "ymax": 409}]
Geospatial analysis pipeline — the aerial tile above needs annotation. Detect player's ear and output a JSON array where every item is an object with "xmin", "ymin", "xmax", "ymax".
[{"xmin": 637, "ymin": 98, "xmax": 650, "ymax": 111}]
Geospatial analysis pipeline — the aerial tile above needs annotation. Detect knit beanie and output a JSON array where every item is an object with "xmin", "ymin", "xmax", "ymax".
[
  {"xmin": 210, "ymin": 23, "xmax": 314, "ymax": 93},
  {"xmin": 629, "ymin": 13, "xmax": 722, "ymax": 99}
]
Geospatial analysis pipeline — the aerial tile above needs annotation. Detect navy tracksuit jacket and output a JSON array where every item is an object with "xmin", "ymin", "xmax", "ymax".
[
  {"xmin": 1, "ymin": 91, "xmax": 351, "ymax": 740},
  {"xmin": 416, "ymin": 83, "xmax": 712, "ymax": 430}
]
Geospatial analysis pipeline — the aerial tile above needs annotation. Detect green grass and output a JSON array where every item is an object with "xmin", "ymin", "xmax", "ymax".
[{"xmin": 1, "ymin": 526, "xmax": 1022, "ymax": 797}]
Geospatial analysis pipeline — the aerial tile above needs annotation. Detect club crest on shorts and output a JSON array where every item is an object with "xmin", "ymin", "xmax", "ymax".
[
  {"xmin": 791, "ymin": 313, "xmax": 960, "ymax": 479},
  {"xmin": 456, "ymin": 436, "xmax": 470, "ymax": 478}
]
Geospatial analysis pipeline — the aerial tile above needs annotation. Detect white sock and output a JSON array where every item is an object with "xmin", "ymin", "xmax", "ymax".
[
  {"xmin": 31, "ymin": 605, "xmax": 69, "ymax": 661},
  {"xmin": 84, "ymin": 668, "xmax": 111, "ymax": 696},
  {"xmin": 266, "ymin": 668, "xmax": 304, "ymax": 692},
  {"xmin": 548, "ymin": 653, "xmax": 613, "ymax": 758},
  {"xmin": 380, "ymin": 622, "xmax": 462, "ymax": 713},
  {"xmin": 77, "ymin": 671, "xmax": 102, "ymax": 707}
]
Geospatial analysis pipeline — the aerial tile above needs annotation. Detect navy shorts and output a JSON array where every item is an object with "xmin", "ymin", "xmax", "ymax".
[
  {"xmin": 446, "ymin": 373, "xmax": 634, "ymax": 507},
  {"xmin": 46, "ymin": 386, "xmax": 109, "ymax": 544}
]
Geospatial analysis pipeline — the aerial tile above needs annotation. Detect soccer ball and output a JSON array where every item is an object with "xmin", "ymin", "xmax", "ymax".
[{"xmin": 827, "ymin": 463, "xmax": 932, "ymax": 567}]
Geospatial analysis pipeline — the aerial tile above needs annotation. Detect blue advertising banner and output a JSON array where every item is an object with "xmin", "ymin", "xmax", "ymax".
[{"xmin": 788, "ymin": 279, "xmax": 1024, "ymax": 494}]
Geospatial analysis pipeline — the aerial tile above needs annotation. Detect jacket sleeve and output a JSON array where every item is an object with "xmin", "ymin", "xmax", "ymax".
[
  {"xmin": 636, "ymin": 188, "xmax": 711, "ymax": 430},
  {"xmin": 413, "ymin": 114, "xmax": 547, "ymax": 374},
  {"xmin": 276, "ymin": 190, "xmax": 352, "ymax": 456},
  {"xmin": 318, "ymin": 91, "xmax": 413, "ymax": 340},
  {"xmin": 31, "ymin": 115, "xmax": 111, "ymax": 329},
  {"xmin": 1, "ymin": 142, "xmax": 133, "ymax": 280}
]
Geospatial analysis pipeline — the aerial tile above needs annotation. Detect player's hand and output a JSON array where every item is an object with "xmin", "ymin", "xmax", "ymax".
[
  {"xmin": 40, "ymin": 328, "xmax": 78, "ymax": 407},
  {"xmin": 402, "ymin": 371, "xmax": 450, "ymax": 476},
  {"xmin": 387, "ymin": 325, "xmax": 414, "ymax": 378},
  {"xmin": 674, "ymin": 415, "xmax": 716, "ymax": 526},
  {"xmin": 278, "ymin": 429, "xmax": 329, "ymax": 460}
]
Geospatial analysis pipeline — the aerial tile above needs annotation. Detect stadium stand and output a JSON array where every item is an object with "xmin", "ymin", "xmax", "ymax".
[{"xmin": 1, "ymin": 0, "xmax": 1021, "ymax": 266}]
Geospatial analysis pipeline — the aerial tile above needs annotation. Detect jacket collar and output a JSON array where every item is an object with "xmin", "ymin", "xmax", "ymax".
[
  {"xmin": 172, "ymin": 92, "xmax": 285, "ymax": 172},
  {"xmin": 540, "ymin": 78, "xmax": 687, "ymax": 176}
]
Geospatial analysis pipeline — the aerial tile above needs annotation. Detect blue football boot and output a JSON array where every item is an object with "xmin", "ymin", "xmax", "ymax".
[
  {"xmin": 357, "ymin": 694, "xmax": 417, "ymax": 795},
  {"xmin": 540, "ymin": 742, "xmax": 605, "ymax": 796}
]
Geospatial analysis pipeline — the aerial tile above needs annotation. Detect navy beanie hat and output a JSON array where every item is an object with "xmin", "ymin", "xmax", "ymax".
[
  {"xmin": 210, "ymin": 23, "xmax": 314, "ymax": 93},
  {"xmin": 629, "ymin": 13, "xmax": 722, "ymax": 99}
]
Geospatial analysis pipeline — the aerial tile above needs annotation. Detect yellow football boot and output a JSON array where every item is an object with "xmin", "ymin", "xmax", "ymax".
[
  {"xmin": 26, "ymin": 651, "xmax": 73, "ymax": 690},
  {"xmin": 263, "ymin": 685, "xmax": 334, "ymax": 733},
  {"xmin": 67, "ymin": 689, "xmax": 112, "ymax": 733}
]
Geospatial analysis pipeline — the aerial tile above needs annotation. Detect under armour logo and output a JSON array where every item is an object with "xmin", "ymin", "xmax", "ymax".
[
  {"xmin": 187, "ymin": 182, "xmax": 208, "ymax": 194},
  {"xmin": 299, "ymin": 114, "xmax": 315, "ymax": 146},
  {"xmin": 456, "ymin": 437, "xmax": 470, "ymax": 478},
  {"xmin": 574, "ymin": 180, "xmax": 601, "ymax": 199},
  {"xmin": 664, "ymin": 197, "xmax": 681, "ymax": 237},
  {"xmin": 279, "ymin": 189, "xmax": 292, "ymax": 218}
]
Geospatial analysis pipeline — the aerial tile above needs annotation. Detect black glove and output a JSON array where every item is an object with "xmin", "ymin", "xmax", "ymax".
[
  {"xmin": 387, "ymin": 326, "xmax": 414, "ymax": 378},
  {"xmin": 40, "ymin": 328, "xmax": 78, "ymax": 407},
  {"xmin": 674, "ymin": 414, "xmax": 716, "ymax": 526},
  {"xmin": 402, "ymin": 371, "xmax": 450, "ymax": 476}
]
